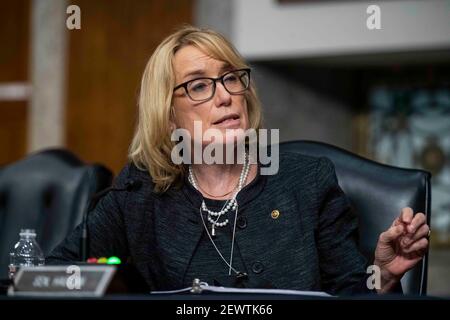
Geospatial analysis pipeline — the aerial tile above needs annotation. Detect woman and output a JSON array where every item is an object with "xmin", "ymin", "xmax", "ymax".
[{"xmin": 47, "ymin": 25, "xmax": 430, "ymax": 295}]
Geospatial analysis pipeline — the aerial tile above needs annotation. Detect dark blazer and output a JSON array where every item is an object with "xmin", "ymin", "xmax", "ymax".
[{"xmin": 47, "ymin": 151, "xmax": 373, "ymax": 295}]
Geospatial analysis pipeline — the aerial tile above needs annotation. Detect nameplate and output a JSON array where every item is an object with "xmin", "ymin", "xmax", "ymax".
[{"xmin": 8, "ymin": 265, "xmax": 116, "ymax": 297}]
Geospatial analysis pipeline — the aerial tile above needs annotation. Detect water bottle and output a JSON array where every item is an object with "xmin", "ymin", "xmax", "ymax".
[{"xmin": 8, "ymin": 229, "xmax": 45, "ymax": 279}]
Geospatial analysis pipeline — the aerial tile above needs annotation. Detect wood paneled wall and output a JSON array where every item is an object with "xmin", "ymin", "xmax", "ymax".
[
  {"xmin": 65, "ymin": 0, "xmax": 193, "ymax": 174},
  {"xmin": 0, "ymin": 0, "xmax": 29, "ymax": 166}
]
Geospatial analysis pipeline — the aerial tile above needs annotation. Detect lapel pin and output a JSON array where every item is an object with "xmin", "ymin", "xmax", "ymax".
[{"xmin": 271, "ymin": 210, "xmax": 280, "ymax": 219}]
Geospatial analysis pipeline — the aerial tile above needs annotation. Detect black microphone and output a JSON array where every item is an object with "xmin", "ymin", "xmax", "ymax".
[{"xmin": 80, "ymin": 179, "xmax": 142, "ymax": 262}]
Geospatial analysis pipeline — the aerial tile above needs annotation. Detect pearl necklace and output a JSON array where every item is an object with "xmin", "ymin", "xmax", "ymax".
[{"xmin": 188, "ymin": 152, "xmax": 250, "ymax": 236}]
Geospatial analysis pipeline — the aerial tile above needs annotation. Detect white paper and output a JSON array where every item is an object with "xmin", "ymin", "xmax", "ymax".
[{"xmin": 150, "ymin": 282, "xmax": 332, "ymax": 297}]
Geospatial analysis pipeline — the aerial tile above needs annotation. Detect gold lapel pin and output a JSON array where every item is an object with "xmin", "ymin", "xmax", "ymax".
[{"xmin": 271, "ymin": 210, "xmax": 280, "ymax": 219}]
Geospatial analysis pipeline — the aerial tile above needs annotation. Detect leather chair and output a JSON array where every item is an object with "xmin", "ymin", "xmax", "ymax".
[
  {"xmin": 280, "ymin": 140, "xmax": 431, "ymax": 295},
  {"xmin": 0, "ymin": 149, "xmax": 113, "ymax": 279}
]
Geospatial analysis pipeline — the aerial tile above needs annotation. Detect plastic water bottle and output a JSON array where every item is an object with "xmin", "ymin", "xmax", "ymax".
[{"xmin": 8, "ymin": 229, "xmax": 45, "ymax": 279}]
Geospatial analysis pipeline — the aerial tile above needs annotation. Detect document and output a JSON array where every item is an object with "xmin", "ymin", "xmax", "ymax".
[{"xmin": 150, "ymin": 279, "xmax": 332, "ymax": 297}]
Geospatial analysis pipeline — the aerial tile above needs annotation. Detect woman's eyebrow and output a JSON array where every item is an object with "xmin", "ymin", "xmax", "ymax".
[
  {"xmin": 182, "ymin": 63, "xmax": 233, "ymax": 80},
  {"xmin": 182, "ymin": 69, "xmax": 205, "ymax": 80},
  {"xmin": 219, "ymin": 63, "xmax": 233, "ymax": 73}
]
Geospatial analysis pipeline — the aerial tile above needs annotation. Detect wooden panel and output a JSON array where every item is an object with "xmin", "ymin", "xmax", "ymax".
[
  {"xmin": 0, "ymin": 0, "xmax": 29, "ymax": 166},
  {"xmin": 0, "ymin": 0, "xmax": 29, "ymax": 82},
  {"xmin": 66, "ymin": 0, "xmax": 193, "ymax": 174},
  {"xmin": 0, "ymin": 102, "xmax": 28, "ymax": 166}
]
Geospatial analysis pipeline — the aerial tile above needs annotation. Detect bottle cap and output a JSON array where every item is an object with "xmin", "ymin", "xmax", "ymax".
[{"xmin": 19, "ymin": 229, "xmax": 36, "ymax": 237}]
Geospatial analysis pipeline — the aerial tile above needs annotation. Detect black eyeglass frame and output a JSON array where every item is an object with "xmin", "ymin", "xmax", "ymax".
[{"xmin": 173, "ymin": 68, "xmax": 251, "ymax": 102}]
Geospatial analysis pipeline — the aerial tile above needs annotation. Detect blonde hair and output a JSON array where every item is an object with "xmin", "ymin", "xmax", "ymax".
[{"xmin": 129, "ymin": 25, "xmax": 263, "ymax": 193}]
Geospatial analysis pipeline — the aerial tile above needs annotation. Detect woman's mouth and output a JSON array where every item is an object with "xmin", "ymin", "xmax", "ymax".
[{"xmin": 212, "ymin": 114, "xmax": 241, "ymax": 128}]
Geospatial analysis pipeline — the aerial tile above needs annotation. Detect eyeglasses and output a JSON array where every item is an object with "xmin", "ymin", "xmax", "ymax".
[{"xmin": 173, "ymin": 68, "xmax": 251, "ymax": 102}]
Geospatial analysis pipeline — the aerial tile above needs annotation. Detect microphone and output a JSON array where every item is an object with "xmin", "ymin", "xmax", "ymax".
[{"xmin": 80, "ymin": 179, "xmax": 142, "ymax": 262}]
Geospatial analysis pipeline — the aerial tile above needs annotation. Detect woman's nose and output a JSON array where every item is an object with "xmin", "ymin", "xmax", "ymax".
[{"xmin": 213, "ymin": 82, "xmax": 232, "ymax": 107}]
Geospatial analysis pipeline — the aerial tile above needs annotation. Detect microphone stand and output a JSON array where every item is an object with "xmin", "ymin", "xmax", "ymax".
[{"xmin": 80, "ymin": 180, "xmax": 141, "ymax": 262}]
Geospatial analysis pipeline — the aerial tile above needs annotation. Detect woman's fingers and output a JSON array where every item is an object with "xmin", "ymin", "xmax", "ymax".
[
  {"xmin": 401, "ymin": 223, "xmax": 430, "ymax": 247},
  {"xmin": 395, "ymin": 208, "xmax": 427, "ymax": 239},
  {"xmin": 392, "ymin": 217, "xmax": 402, "ymax": 227},
  {"xmin": 400, "ymin": 207, "xmax": 414, "ymax": 224},
  {"xmin": 389, "ymin": 209, "xmax": 429, "ymax": 254},
  {"xmin": 380, "ymin": 224, "xmax": 404, "ymax": 244},
  {"xmin": 402, "ymin": 237, "xmax": 429, "ymax": 254},
  {"xmin": 406, "ymin": 212, "xmax": 426, "ymax": 234}
]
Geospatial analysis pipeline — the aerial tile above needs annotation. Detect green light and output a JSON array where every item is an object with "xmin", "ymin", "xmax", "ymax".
[{"xmin": 107, "ymin": 256, "xmax": 121, "ymax": 265}]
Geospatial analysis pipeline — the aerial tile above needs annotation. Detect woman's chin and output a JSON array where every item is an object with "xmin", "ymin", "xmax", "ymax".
[{"xmin": 207, "ymin": 131, "xmax": 247, "ymax": 146}]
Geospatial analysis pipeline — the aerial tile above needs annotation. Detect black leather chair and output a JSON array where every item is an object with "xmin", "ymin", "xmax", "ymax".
[
  {"xmin": 0, "ymin": 149, "xmax": 113, "ymax": 279},
  {"xmin": 280, "ymin": 140, "xmax": 431, "ymax": 295}
]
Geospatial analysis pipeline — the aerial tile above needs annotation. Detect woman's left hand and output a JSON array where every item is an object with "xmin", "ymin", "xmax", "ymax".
[{"xmin": 374, "ymin": 207, "xmax": 430, "ymax": 293}]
